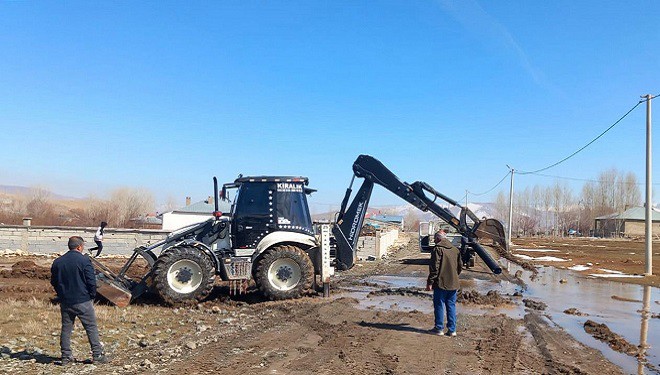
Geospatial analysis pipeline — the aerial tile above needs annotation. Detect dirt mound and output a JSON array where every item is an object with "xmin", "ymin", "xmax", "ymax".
[
  {"xmin": 523, "ymin": 299, "xmax": 547, "ymax": 311},
  {"xmin": 583, "ymin": 320, "xmax": 639, "ymax": 356},
  {"xmin": 367, "ymin": 288, "xmax": 431, "ymax": 299},
  {"xmin": 0, "ymin": 261, "xmax": 51, "ymax": 280},
  {"xmin": 563, "ymin": 307, "xmax": 588, "ymax": 316},
  {"xmin": 458, "ymin": 290, "xmax": 512, "ymax": 306}
]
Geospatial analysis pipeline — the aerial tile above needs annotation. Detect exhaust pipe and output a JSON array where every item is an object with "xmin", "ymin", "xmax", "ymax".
[{"xmin": 213, "ymin": 177, "xmax": 220, "ymax": 217}]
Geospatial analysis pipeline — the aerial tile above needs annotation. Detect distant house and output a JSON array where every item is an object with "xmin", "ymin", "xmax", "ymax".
[
  {"xmin": 369, "ymin": 214, "xmax": 404, "ymax": 230},
  {"xmin": 129, "ymin": 214, "xmax": 163, "ymax": 229},
  {"xmin": 160, "ymin": 196, "xmax": 231, "ymax": 231},
  {"xmin": 594, "ymin": 206, "xmax": 660, "ymax": 237}
]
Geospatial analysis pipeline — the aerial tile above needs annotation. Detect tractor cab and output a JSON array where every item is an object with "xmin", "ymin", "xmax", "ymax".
[{"xmin": 223, "ymin": 176, "xmax": 315, "ymax": 252}]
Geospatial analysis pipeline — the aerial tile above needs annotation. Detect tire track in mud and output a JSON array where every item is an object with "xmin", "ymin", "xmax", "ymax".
[
  {"xmin": 523, "ymin": 313, "xmax": 620, "ymax": 375},
  {"xmin": 475, "ymin": 316, "xmax": 521, "ymax": 374}
]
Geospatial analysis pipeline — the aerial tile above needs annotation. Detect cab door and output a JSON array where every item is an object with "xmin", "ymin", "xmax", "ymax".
[
  {"xmin": 231, "ymin": 182, "xmax": 272, "ymax": 251},
  {"xmin": 419, "ymin": 222, "xmax": 433, "ymax": 253}
]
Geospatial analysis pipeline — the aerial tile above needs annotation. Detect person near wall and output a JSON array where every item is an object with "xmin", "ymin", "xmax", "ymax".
[
  {"xmin": 426, "ymin": 229, "xmax": 462, "ymax": 337},
  {"xmin": 88, "ymin": 221, "xmax": 107, "ymax": 258},
  {"xmin": 50, "ymin": 236, "xmax": 108, "ymax": 365}
]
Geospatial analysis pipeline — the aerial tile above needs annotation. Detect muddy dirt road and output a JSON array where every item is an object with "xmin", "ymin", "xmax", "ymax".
[
  {"xmin": 0, "ymin": 235, "xmax": 646, "ymax": 374},
  {"xmin": 513, "ymin": 237, "xmax": 660, "ymax": 287}
]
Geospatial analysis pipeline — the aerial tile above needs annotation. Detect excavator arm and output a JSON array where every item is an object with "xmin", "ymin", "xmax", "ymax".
[{"xmin": 334, "ymin": 155, "xmax": 506, "ymax": 273}]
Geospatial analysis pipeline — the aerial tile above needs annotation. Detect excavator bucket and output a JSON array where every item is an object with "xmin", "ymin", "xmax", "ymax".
[{"xmin": 474, "ymin": 218, "xmax": 508, "ymax": 251}]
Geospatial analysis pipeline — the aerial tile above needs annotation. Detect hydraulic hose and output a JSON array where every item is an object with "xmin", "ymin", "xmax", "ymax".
[{"xmin": 471, "ymin": 242, "xmax": 502, "ymax": 274}]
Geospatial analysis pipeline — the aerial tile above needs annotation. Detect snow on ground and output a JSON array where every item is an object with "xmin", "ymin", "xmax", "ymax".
[
  {"xmin": 515, "ymin": 248, "xmax": 560, "ymax": 253},
  {"xmin": 514, "ymin": 254, "xmax": 568, "ymax": 262},
  {"xmin": 568, "ymin": 265, "xmax": 591, "ymax": 271},
  {"xmin": 587, "ymin": 268, "xmax": 643, "ymax": 278},
  {"xmin": 589, "ymin": 273, "xmax": 644, "ymax": 278},
  {"xmin": 600, "ymin": 269, "xmax": 623, "ymax": 274}
]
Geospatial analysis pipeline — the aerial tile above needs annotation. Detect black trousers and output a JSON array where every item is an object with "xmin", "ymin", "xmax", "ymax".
[{"xmin": 89, "ymin": 240, "xmax": 103, "ymax": 257}]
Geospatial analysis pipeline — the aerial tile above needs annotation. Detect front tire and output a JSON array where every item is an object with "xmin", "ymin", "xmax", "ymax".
[
  {"xmin": 255, "ymin": 245, "xmax": 313, "ymax": 300},
  {"xmin": 152, "ymin": 246, "xmax": 215, "ymax": 305}
]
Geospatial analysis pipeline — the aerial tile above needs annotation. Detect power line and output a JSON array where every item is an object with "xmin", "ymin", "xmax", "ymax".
[
  {"xmin": 641, "ymin": 93, "xmax": 660, "ymax": 102},
  {"xmin": 518, "ymin": 100, "xmax": 645, "ymax": 175},
  {"xmin": 525, "ymin": 171, "xmax": 660, "ymax": 186},
  {"xmin": 467, "ymin": 171, "xmax": 511, "ymax": 196}
]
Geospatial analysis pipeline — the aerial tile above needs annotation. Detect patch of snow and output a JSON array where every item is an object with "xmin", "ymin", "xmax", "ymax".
[
  {"xmin": 513, "ymin": 254, "xmax": 567, "ymax": 262},
  {"xmin": 568, "ymin": 265, "xmax": 591, "ymax": 271},
  {"xmin": 515, "ymin": 248, "xmax": 560, "ymax": 253},
  {"xmin": 600, "ymin": 269, "xmax": 623, "ymax": 274},
  {"xmin": 589, "ymin": 274, "xmax": 644, "ymax": 279},
  {"xmin": 535, "ymin": 256, "xmax": 568, "ymax": 262}
]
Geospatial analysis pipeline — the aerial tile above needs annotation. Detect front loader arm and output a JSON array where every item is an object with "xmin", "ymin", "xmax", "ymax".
[{"xmin": 334, "ymin": 155, "xmax": 505, "ymax": 273}]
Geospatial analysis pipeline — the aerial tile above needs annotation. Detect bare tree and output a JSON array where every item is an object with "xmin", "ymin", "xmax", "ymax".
[
  {"xmin": 622, "ymin": 172, "xmax": 641, "ymax": 209},
  {"xmin": 403, "ymin": 209, "xmax": 420, "ymax": 232},
  {"xmin": 493, "ymin": 191, "xmax": 509, "ymax": 225},
  {"xmin": 107, "ymin": 188, "xmax": 155, "ymax": 227},
  {"xmin": 25, "ymin": 186, "xmax": 57, "ymax": 224},
  {"xmin": 165, "ymin": 195, "xmax": 180, "ymax": 212},
  {"xmin": 542, "ymin": 186, "xmax": 553, "ymax": 235}
]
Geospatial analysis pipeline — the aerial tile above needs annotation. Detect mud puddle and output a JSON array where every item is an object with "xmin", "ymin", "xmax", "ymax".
[
  {"xmin": 505, "ymin": 260, "xmax": 660, "ymax": 374},
  {"xmin": 341, "ymin": 275, "xmax": 525, "ymax": 318}
]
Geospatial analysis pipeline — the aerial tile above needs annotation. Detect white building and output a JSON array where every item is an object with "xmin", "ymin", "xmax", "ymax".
[{"xmin": 161, "ymin": 197, "xmax": 231, "ymax": 231}]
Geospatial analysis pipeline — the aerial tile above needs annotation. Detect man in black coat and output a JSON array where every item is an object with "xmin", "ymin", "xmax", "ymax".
[{"xmin": 51, "ymin": 236, "xmax": 108, "ymax": 365}]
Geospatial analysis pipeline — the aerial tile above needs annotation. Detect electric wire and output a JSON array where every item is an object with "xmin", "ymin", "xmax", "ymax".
[
  {"xmin": 467, "ymin": 171, "xmax": 512, "ymax": 197},
  {"xmin": 518, "ymin": 100, "xmax": 644, "ymax": 175},
  {"xmin": 524, "ymin": 171, "xmax": 660, "ymax": 186}
]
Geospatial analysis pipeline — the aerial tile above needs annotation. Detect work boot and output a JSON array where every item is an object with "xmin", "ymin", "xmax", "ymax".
[
  {"xmin": 428, "ymin": 327, "xmax": 443, "ymax": 335},
  {"xmin": 92, "ymin": 354, "xmax": 110, "ymax": 364},
  {"xmin": 61, "ymin": 357, "xmax": 74, "ymax": 366}
]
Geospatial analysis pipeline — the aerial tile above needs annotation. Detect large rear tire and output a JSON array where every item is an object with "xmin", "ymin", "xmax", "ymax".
[
  {"xmin": 152, "ymin": 245, "xmax": 215, "ymax": 305},
  {"xmin": 255, "ymin": 245, "xmax": 314, "ymax": 300}
]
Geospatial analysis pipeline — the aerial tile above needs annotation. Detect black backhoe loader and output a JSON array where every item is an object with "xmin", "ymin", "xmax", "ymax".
[{"xmin": 92, "ymin": 155, "xmax": 506, "ymax": 307}]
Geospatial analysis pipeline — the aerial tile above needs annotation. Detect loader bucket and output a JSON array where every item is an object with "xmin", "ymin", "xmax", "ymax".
[
  {"xmin": 474, "ymin": 218, "xmax": 508, "ymax": 251},
  {"xmin": 96, "ymin": 274, "xmax": 132, "ymax": 308},
  {"xmin": 89, "ymin": 252, "xmax": 154, "ymax": 307}
]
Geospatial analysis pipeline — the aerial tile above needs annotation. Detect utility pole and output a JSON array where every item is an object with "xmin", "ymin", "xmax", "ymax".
[
  {"xmin": 506, "ymin": 166, "xmax": 515, "ymax": 248},
  {"xmin": 643, "ymin": 94, "xmax": 653, "ymax": 276}
]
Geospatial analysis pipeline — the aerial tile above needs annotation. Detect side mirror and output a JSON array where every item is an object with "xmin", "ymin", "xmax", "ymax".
[{"xmin": 221, "ymin": 186, "xmax": 227, "ymax": 201}]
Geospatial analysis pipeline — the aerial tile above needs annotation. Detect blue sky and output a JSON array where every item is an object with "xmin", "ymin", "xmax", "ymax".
[{"xmin": 1, "ymin": 1, "xmax": 659, "ymax": 212}]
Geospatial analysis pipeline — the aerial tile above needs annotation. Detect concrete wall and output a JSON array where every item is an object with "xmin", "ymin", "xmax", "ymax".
[
  {"xmin": 356, "ymin": 227, "xmax": 400, "ymax": 260},
  {"xmin": 624, "ymin": 221, "xmax": 660, "ymax": 237},
  {"xmin": 0, "ymin": 225, "xmax": 169, "ymax": 255},
  {"xmin": 161, "ymin": 212, "xmax": 213, "ymax": 231},
  {"xmin": 595, "ymin": 219, "xmax": 660, "ymax": 237}
]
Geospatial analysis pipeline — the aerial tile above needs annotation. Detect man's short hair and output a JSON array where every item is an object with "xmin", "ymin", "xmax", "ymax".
[
  {"xmin": 68, "ymin": 236, "xmax": 85, "ymax": 250},
  {"xmin": 434, "ymin": 230, "xmax": 446, "ymax": 243}
]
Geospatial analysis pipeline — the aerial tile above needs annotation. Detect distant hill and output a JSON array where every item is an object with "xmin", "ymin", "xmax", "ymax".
[
  {"xmin": 311, "ymin": 202, "xmax": 499, "ymax": 223},
  {"xmin": 0, "ymin": 185, "xmax": 78, "ymax": 201}
]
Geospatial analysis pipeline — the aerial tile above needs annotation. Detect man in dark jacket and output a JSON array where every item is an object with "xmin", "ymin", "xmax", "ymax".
[
  {"xmin": 51, "ymin": 236, "xmax": 108, "ymax": 365},
  {"xmin": 426, "ymin": 229, "xmax": 462, "ymax": 336}
]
